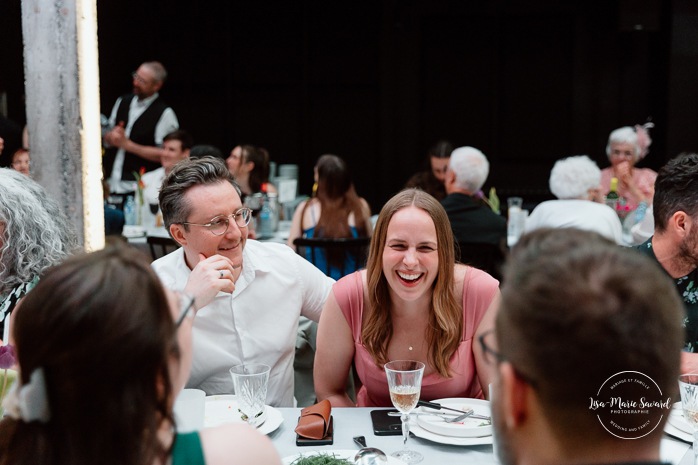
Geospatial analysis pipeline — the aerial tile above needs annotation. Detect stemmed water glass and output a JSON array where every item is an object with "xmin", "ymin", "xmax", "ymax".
[
  {"xmin": 679, "ymin": 374, "xmax": 698, "ymax": 465},
  {"xmin": 385, "ymin": 360, "xmax": 425, "ymax": 464}
]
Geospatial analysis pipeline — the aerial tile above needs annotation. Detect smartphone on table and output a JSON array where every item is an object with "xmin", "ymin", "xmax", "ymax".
[{"xmin": 370, "ymin": 409, "xmax": 402, "ymax": 436}]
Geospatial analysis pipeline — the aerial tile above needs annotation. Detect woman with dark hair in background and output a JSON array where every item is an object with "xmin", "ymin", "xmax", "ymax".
[
  {"xmin": 405, "ymin": 139, "xmax": 454, "ymax": 201},
  {"xmin": 0, "ymin": 245, "xmax": 280, "ymax": 465},
  {"xmin": 287, "ymin": 154, "xmax": 372, "ymax": 279},
  {"xmin": 225, "ymin": 144, "xmax": 277, "ymax": 197}
]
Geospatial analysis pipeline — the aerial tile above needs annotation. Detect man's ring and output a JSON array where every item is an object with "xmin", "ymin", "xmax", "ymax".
[{"xmin": 219, "ymin": 270, "xmax": 224, "ymax": 279}]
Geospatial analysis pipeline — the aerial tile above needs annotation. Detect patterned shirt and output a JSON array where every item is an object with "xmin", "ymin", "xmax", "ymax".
[
  {"xmin": 0, "ymin": 276, "xmax": 39, "ymax": 340},
  {"xmin": 636, "ymin": 238, "xmax": 698, "ymax": 352}
]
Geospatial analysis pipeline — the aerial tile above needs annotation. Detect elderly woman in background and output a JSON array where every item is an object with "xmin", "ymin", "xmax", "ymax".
[
  {"xmin": 600, "ymin": 123, "xmax": 657, "ymax": 212},
  {"xmin": 0, "ymin": 168, "xmax": 77, "ymax": 341},
  {"xmin": 314, "ymin": 188, "xmax": 499, "ymax": 407},
  {"xmin": 525, "ymin": 155, "xmax": 623, "ymax": 244},
  {"xmin": 0, "ymin": 245, "xmax": 281, "ymax": 465}
]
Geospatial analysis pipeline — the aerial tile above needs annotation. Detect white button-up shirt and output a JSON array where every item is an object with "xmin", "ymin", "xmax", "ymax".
[
  {"xmin": 152, "ymin": 240, "xmax": 334, "ymax": 407},
  {"xmin": 107, "ymin": 92, "xmax": 179, "ymax": 193}
]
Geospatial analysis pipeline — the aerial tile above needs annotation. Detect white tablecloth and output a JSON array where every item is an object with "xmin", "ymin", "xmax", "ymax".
[
  {"xmin": 268, "ymin": 408, "xmax": 691, "ymax": 465},
  {"xmin": 271, "ymin": 407, "xmax": 495, "ymax": 465}
]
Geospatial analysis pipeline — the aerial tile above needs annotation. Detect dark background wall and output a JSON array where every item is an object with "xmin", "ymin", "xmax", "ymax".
[{"xmin": 2, "ymin": 0, "xmax": 698, "ymax": 213}]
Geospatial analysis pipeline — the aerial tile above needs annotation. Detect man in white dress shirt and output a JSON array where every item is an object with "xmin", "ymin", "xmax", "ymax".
[
  {"xmin": 103, "ymin": 61, "xmax": 179, "ymax": 194},
  {"xmin": 140, "ymin": 129, "xmax": 193, "ymax": 227},
  {"xmin": 152, "ymin": 156, "xmax": 333, "ymax": 406}
]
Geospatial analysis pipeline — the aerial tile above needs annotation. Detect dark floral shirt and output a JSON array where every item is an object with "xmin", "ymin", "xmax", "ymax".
[
  {"xmin": 637, "ymin": 239, "xmax": 698, "ymax": 352},
  {"xmin": 0, "ymin": 276, "xmax": 39, "ymax": 337}
]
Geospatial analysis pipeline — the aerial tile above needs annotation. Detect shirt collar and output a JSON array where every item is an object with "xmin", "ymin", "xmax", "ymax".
[{"xmin": 134, "ymin": 92, "xmax": 159, "ymax": 107}]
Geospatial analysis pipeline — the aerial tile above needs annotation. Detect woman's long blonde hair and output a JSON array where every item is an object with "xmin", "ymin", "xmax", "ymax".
[{"xmin": 362, "ymin": 188, "xmax": 461, "ymax": 377}]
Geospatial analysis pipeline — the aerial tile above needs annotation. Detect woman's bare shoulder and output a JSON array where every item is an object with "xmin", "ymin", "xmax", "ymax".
[{"xmin": 452, "ymin": 264, "xmax": 469, "ymax": 297}]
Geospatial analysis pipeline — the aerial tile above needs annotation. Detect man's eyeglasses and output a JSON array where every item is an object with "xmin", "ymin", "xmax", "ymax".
[
  {"xmin": 180, "ymin": 208, "xmax": 252, "ymax": 236},
  {"xmin": 131, "ymin": 71, "xmax": 150, "ymax": 85},
  {"xmin": 175, "ymin": 293, "xmax": 196, "ymax": 328},
  {"xmin": 478, "ymin": 329, "xmax": 537, "ymax": 387}
]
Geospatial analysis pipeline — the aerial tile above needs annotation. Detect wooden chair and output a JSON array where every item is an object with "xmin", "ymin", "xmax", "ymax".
[
  {"xmin": 292, "ymin": 236, "xmax": 371, "ymax": 278},
  {"xmin": 147, "ymin": 236, "xmax": 180, "ymax": 261}
]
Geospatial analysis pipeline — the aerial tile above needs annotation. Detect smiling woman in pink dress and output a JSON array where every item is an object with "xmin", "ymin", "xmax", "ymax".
[
  {"xmin": 599, "ymin": 123, "xmax": 657, "ymax": 212},
  {"xmin": 314, "ymin": 188, "xmax": 500, "ymax": 407}
]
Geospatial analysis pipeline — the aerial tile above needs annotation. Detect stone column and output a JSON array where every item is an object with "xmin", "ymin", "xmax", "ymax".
[{"xmin": 21, "ymin": 0, "xmax": 104, "ymax": 250}]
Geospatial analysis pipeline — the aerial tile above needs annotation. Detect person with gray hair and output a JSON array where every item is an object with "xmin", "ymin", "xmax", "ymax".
[
  {"xmin": 599, "ymin": 123, "xmax": 657, "ymax": 212},
  {"xmin": 441, "ymin": 146, "xmax": 506, "ymax": 279},
  {"xmin": 103, "ymin": 60, "xmax": 179, "ymax": 195},
  {"xmin": 525, "ymin": 155, "xmax": 623, "ymax": 244},
  {"xmin": 0, "ymin": 168, "xmax": 78, "ymax": 341},
  {"xmin": 489, "ymin": 228, "xmax": 682, "ymax": 465},
  {"xmin": 152, "ymin": 156, "xmax": 333, "ymax": 406}
]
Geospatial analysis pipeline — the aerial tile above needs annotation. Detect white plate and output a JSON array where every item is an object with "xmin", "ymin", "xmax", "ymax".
[
  {"xmin": 282, "ymin": 450, "xmax": 404, "ymax": 465},
  {"xmin": 203, "ymin": 395, "xmax": 283, "ymax": 435},
  {"xmin": 668, "ymin": 402, "xmax": 693, "ymax": 435},
  {"xmin": 417, "ymin": 398, "xmax": 492, "ymax": 438},
  {"xmin": 410, "ymin": 421, "xmax": 494, "ymax": 446},
  {"xmin": 122, "ymin": 225, "xmax": 146, "ymax": 238}
]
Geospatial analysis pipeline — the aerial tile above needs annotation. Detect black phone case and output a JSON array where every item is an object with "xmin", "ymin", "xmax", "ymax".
[
  {"xmin": 295, "ymin": 416, "xmax": 334, "ymax": 446},
  {"xmin": 370, "ymin": 409, "xmax": 403, "ymax": 436}
]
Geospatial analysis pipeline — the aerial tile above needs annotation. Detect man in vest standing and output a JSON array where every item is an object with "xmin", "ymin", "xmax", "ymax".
[{"xmin": 103, "ymin": 61, "xmax": 179, "ymax": 196}]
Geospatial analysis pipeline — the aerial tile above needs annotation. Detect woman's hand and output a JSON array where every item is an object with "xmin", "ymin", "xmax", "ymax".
[
  {"xmin": 681, "ymin": 351, "xmax": 698, "ymax": 374},
  {"xmin": 614, "ymin": 160, "xmax": 649, "ymax": 203},
  {"xmin": 614, "ymin": 160, "xmax": 634, "ymax": 188}
]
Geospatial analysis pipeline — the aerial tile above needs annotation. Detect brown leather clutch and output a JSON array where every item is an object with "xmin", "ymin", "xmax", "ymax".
[{"xmin": 294, "ymin": 399, "xmax": 332, "ymax": 439}]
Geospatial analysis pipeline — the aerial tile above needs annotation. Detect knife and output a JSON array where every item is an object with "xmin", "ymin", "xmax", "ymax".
[
  {"xmin": 388, "ymin": 410, "xmax": 491, "ymax": 421},
  {"xmin": 417, "ymin": 400, "xmax": 472, "ymax": 415}
]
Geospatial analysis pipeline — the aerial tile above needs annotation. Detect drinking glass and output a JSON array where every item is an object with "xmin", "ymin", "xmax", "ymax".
[
  {"xmin": 230, "ymin": 363, "xmax": 270, "ymax": 427},
  {"xmin": 173, "ymin": 388, "xmax": 205, "ymax": 432},
  {"xmin": 385, "ymin": 360, "xmax": 425, "ymax": 464},
  {"xmin": 507, "ymin": 197, "xmax": 524, "ymax": 246},
  {"xmin": 679, "ymin": 374, "xmax": 698, "ymax": 465}
]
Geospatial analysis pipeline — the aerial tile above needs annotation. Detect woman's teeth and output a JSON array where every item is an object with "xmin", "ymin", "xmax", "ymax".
[{"xmin": 398, "ymin": 271, "xmax": 421, "ymax": 281}]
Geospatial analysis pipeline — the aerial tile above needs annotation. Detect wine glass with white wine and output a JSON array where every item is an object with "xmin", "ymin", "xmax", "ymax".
[
  {"xmin": 385, "ymin": 360, "xmax": 425, "ymax": 464},
  {"xmin": 679, "ymin": 374, "xmax": 698, "ymax": 465}
]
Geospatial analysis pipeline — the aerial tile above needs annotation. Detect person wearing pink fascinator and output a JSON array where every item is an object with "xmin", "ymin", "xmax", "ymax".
[{"xmin": 599, "ymin": 121, "xmax": 657, "ymax": 214}]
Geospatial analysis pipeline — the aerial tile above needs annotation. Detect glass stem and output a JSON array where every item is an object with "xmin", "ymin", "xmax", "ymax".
[
  {"xmin": 694, "ymin": 429, "xmax": 698, "ymax": 465},
  {"xmin": 401, "ymin": 413, "xmax": 409, "ymax": 447}
]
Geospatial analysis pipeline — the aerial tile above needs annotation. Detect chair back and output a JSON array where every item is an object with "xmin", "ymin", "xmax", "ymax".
[
  {"xmin": 147, "ymin": 236, "xmax": 180, "ymax": 261},
  {"xmin": 293, "ymin": 236, "xmax": 370, "ymax": 279}
]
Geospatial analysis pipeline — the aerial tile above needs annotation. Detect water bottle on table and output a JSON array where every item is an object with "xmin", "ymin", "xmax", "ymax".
[
  {"xmin": 124, "ymin": 195, "xmax": 137, "ymax": 226},
  {"xmin": 507, "ymin": 197, "xmax": 524, "ymax": 246}
]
